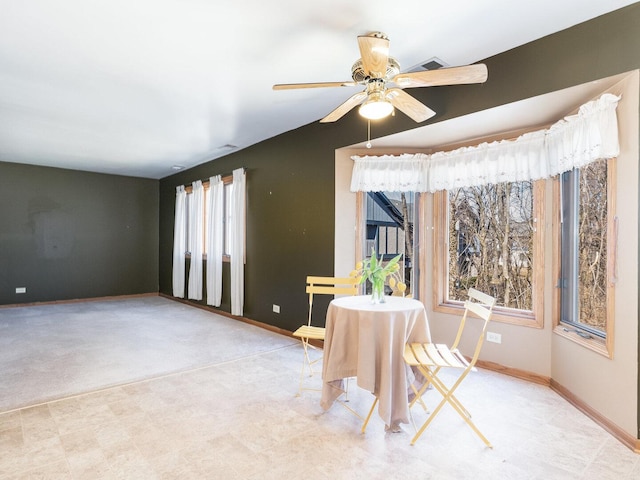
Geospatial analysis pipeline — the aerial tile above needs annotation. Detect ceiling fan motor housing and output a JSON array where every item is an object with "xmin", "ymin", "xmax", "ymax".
[{"xmin": 351, "ymin": 57, "xmax": 400, "ymax": 83}]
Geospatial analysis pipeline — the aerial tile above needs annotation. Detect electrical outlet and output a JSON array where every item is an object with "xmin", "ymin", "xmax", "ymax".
[
  {"xmin": 15, "ymin": 287, "xmax": 26, "ymax": 294},
  {"xmin": 272, "ymin": 304, "xmax": 280, "ymax": 314},
  {"xmin": 486, "ymin": 332, "xmax": 501, "ymax": 344}
]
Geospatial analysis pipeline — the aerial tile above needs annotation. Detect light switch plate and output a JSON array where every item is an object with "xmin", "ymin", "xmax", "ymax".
[{"xmin": 487, "ymin": 332, "xmax": 501, "ymax": 344}]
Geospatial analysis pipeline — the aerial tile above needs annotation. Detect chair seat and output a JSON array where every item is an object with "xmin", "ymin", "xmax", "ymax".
[
  {"xmin": 293, "ymin": 325, "xmax": 325, "ymax": 340},
  {"xmin": 404, "ymin": 343, "xmax": 469, "ymax": 369}
]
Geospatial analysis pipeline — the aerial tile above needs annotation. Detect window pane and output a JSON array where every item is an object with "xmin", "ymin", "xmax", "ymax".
[
  {"xmin": 364, "ymin": 192, "xmax": 415, "ymax": 297},
  {"xmin": 560, "ymin": 160, "xmax": 608, "ymax": 334},
  {"xmin": 448, "ymin": 181, "xmax": 534, "ymax": 310}
]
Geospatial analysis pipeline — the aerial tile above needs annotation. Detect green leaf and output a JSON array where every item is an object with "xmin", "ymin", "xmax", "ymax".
[
  {"xmin": 383, "ymin": 253, "xmax": 402, "ymax": 273},
  {"xmin": 370, "ymin": 249, "xmax": 378, "ymax": 271}
]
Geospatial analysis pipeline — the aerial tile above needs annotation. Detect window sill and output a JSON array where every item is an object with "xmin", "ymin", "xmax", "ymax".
[
  {"xmin": 435, "ymin": 301, "xmax": 542, "ymax": 328},
  {"xmin": 553, "ymin": 324, "xmax": 612, "ymax": 358}
]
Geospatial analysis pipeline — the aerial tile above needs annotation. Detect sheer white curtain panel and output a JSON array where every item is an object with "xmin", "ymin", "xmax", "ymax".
[
  {"xmin": 350, "ymin": 93, "xmax": 620, "ymax": 192},
  {"xmin": 187, "ymin": 180, "xmax": 204, "ymax": 300},
  {"xmin": 230, "ymin": 168, "xmax": 246, "ymax": 316},
  {"xmin": 206, "ymin": 175, "xmax": 224, "ymax": 307},
  {"xmin": 172, "ymin": 185, "xmax": 187, "ymax": 298}
]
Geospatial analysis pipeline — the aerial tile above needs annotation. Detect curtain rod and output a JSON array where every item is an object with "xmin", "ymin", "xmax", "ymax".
[{"xmin": 182, "ymin": 168, "xmax": 243, "ymax": 193}]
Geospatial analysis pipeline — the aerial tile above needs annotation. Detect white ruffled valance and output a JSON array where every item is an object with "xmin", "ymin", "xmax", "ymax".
[
  {"xmin": 350, "ymin": 153, "xmax": 430, "ymax": 192},
  {"xmin": 350, "ymin": 93, "xmax": 620, "ymax": 192}
]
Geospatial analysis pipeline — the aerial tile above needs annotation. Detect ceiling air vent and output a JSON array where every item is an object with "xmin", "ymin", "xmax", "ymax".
[
  {"xmin": 217, "ymin": 144, "xmax": 237, "ymax": 151},
  {"xmin": 406, "ymin": 57, "xmax": 449, "ymax": 73}
]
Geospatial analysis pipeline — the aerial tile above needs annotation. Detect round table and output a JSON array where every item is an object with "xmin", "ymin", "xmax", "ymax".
[{"xmin": 320, "ymin": 295, "xmax": 431, "ymax": 428}]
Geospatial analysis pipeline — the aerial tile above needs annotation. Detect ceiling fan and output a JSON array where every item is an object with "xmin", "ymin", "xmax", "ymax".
[{"xmin": 273, "ymin": 32, "xmax": 488, "ymax": 123}]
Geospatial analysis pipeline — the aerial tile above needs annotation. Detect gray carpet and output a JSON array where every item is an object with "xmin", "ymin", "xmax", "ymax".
[{"xmin": 0, "ymin": 295, "xmax": 297, "ymax": 413}]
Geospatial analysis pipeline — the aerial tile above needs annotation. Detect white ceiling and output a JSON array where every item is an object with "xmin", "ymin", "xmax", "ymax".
[{"xmin": 0, "ymin": 1, "xmax": 636, "ymax": 179}]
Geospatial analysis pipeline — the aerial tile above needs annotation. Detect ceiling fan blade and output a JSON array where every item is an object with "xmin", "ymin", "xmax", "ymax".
[
  {"xmin": 386, "ymin": 88, "xmax": 436, "ymax": 122},
  {"xmin": 320, "ymin": 91, "xmax": 368, "ymax": 123},
  {"xmin": 357, "ymin": 34, "xmax": 389, "ymax": 78},
  {"xmin": 273, "ymin": 81, "xmax": 357, "ymax": 90},
  {"xmin": 392, "ymin": 63, "xmax": 488, "ymax": 88}
]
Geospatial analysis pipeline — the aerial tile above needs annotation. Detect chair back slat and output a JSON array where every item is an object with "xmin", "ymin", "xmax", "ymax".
[
  {"xmin": 307, "ymin": 276, "xmax": 358, "ymax": 287},
  {"xmin": 306, "ymin": 285, "xmax": 358, "ymax": 295},
  {"xmin": 306, "ymin": 275, "xmax": 358, "ymax": 327},
  {"xmin": 465, "ymin": 300, "xmax": 492, "ymax": 322},
  {"xmin": 468, "ymin": 288, "xmax": 497, "ymax": 308}
]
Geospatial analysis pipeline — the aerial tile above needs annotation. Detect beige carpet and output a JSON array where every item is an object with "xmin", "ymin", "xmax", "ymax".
[{"xmin": 0, "ymin": 295, "xmax": 296, "ymax": 413}]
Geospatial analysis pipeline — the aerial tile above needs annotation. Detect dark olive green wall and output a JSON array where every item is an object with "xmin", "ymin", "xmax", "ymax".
[
  {"xmin": 0, "ymin": 161, "xmax": 159, "ymax": 304},
  {"xmin": 160, "ymin": 4, "xmax": 640, "ymax": 335},
  {"xmin": 159, "ymin": 124, "xmax": 361, "ymax": 332}
]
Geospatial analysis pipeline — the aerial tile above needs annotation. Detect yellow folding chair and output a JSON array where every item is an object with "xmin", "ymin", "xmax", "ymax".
[
  {"xmin": 293, "ymin": 276, "xmax": 358, "ymax": 396},
  {"xmin": 403, "ymin": 288, "xmax": 496, "ymax": 447}
]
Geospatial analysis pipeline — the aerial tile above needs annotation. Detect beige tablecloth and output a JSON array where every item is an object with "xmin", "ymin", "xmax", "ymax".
[{"xmin": 320, "ymin": 295, "xmax": 431, "ymax": 428}]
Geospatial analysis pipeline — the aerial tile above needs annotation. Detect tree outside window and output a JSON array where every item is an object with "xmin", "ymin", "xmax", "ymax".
[
  {"xmin": 448, "ymin": 181, "xmax": 534, "ymax": 310},
  {"xmin": 559, "ymin": 159, "xmax": 611, "ymax": 339},
  {"xmin": 434, "ymin": 180, "xmax": 544, "ymax": 327}
]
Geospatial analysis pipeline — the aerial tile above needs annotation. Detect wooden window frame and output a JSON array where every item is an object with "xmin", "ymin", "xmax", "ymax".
[
  {"xmin": 184, "ymin": 174, "xmax": 234, "ymax": 263},
  {"xmin": 551, "ymin": 159, "xmax": 616, "ymax": 358},
  {"xmin": 432, "ymin": 180, "xmax": 545, "ymax": 328}
]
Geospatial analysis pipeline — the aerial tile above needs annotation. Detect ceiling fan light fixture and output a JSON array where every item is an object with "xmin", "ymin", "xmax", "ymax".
[
  {"xmin": 359, "ymin": 93, "xmax": 394, "ymax": 120},
  {"xmin": 274, "ymin": 33, "xmax": 487, "ymax": 124}
]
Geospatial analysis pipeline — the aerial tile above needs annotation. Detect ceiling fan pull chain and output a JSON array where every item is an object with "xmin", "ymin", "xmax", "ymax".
[{"xmin": 366, "ymin": 120, "xmax": 372, "ymax": 148}]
